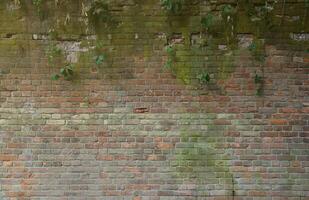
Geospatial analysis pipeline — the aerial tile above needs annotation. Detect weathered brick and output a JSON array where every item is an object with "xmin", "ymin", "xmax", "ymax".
[{"xmin": 0, "ymin": 0, "xmax": 308, "ymax": 199}]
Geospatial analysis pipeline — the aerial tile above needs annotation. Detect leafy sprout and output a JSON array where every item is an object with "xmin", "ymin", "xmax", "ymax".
[
  {"xmin": 94, "ymin": 54, "xmax": 105, "ymax": 65},
  {"xmin": 51, "ymin": 64, "xmax": 74, "ymax": 81},
  {"xmin": 197, "ymin": 71, "xmax": 211, "ymax": 85}
]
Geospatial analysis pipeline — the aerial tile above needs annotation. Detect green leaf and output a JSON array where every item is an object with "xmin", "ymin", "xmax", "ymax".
[
  {"xmin": 67, "ymin": 68, "xmax": 74, "ymax": 76},
  {"xmin": 164, "ymin": 59, "xmax": 173, "ymax": 70},
  {"xmin": 165, "ymin": 46, "xmax": 175, "ymax": 56},
  {"xmin": 201, "ymin": 14, "xmax": 214, "ymax": 29},
  {"xmin": 254, "ymin": 74, "xmax": 263, "ymax": 84},
  {"xmin": 51, "ymin": 74, "xmax": 60, "ymax": 80},
  {"xmin": 95, "ymin": 54, "xmax": 105, "ymax": 65},
  {"xmin": 60, "ymin": 67, "xmax": 65, "ymax": 75},
  {"xmin": 197, "ymin": 71, "xmax": 211, "ymax": 85}
]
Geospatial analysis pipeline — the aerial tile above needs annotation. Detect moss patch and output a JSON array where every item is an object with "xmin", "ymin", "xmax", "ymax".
[{"xmin": 171, "ymin": 131, "xmax": 235, "ymax": 193}]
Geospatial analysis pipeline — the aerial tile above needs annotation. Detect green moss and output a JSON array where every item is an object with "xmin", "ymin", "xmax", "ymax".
[
  {"xmin": 218, "ymin": 52, "xmax": 235, "ymax": 80},
  {"xmin": 173, "ymin": 131, "xmax": 234, "ymax": 186},
  {"xmin": 160, "ymin": 0, "xmax": 185, "ymax": 14}
]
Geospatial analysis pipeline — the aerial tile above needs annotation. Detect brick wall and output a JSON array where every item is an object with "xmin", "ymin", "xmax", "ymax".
[{"xmin": 0, "ymin": 0, "xmax": 308, "ymax": 199}]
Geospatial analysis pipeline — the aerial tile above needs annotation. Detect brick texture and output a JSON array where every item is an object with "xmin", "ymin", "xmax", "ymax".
[{"xmin": 0, "ymin": 0, "xmax": 308, "ymax": 199}]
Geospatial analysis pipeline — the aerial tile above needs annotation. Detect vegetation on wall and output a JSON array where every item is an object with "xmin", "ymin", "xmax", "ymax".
[
  {"xmin": 51, "ymin": 64, "xmax": 74, "ymax": 81},
  {"xmin": 46, "ymin": 42, "xmax": 75, "ymax": 81},
  {"xmin": 87, "ymin": 0, "xmax": 115, "ymax": 28},
  {"xmin": 160, "ymin": 0, "xmax": 184, "ymax": 14},
  {"xmin": 162, "ymin": 0, "xmax": 282, "ymax": 93},
  {"xmin": 164, "ymin": 45, "xmax": 177, "ymax": 73},
  {"xmin": 248, "ymin": 39, "xmax": 266, "ymax": 95},
  {"xmin": 197, "ymin": 71, "xmax": 211, "ymax": 85},
  {"xmin": 9, "ymin": 0, "xmax": 308, "ymax": 96},
  {"xmin": 93, "ymin": 40, "xmax": 106, "ymax": 67}
]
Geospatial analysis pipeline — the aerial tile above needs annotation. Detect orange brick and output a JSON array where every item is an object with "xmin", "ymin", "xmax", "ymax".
[{"xmin": 270, "ymin": 119, "xmax": 288, "ymax": 125}]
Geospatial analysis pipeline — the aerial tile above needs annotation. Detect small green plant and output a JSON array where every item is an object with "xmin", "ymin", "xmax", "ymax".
[
  {"xmin": 201, "ymin": 14, "xmax": 214, "ymax": 29},
  {"xmin": 51, "ymin": 64, "xmax": 74, "ymax": 81},
  {"xmin": 93, "ymin": 40, "xmax": 106, "ymax": 66},
  {"xmin": 197, "ymin": 71, "xmax": 211, "ymax": 85},
  {"xmin": 160, "ymin": 0, "xmax": 184, "ymax": 14},
  {"xmin": 256, "ymin": 86, "xmax": 263, "ymax": 96},
  {"xmin": 94, "ymin": 54, "xmax": 105, "ymax": 65},
  {"xmin": 51, "ymin": 73, "xmax": 60, "ymax": 80},
  {"xmin": 254, "ymin": 73, "xmax": 263, "ymax": 84},
  {"xmin": 254, "ymin": 73, "xmax": 264, "ymax": 96},
  {"xmin": 164, "ymin": 45, "xmax": 176, "ymax": 71},
  {"xmin": 248, "ymin": 39, "xmax": 266, "ymax": 62}
]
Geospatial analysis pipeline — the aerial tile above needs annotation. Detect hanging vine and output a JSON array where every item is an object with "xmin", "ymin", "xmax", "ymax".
[{"xmin": 9, "ymin": 0, "xmax": 307, "ymax": 90}]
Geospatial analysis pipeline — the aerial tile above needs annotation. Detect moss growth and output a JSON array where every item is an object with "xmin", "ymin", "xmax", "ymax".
[
  {"xmin": 2, "ymin": 0, "xmax": 308, "ymax": 87},
  {"xmin": 217, "ymin": 52, "xmax": 235, "ymax": 80},
  {"xmin": 173, "ymin": 131, "xmax": 234, "ymax": 188},
  {"xmin": 160, "ymin": 0, "xmax": 185, "ymax": 14}
]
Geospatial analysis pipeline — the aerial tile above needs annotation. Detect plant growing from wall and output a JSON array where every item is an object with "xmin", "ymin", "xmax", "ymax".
[
  {"xmin": 164, "ymin": 45, "xmax": 176, "ymax": 74},
  {"xmin": 248, "ymin": 39, "xmax": 266, "ymax": 96},
  {"xmin": 201, "ymin": 13, "xmax": 214, "ymax": 30},
  {"xmin": 248, "ymin": 39, "xmax": 266, "ymax": 63},
  {"xmin": 246, "ymin": 0, "xmax": 277, "ymax": 34},
  {"xmin": 160, "ymin": 0, "xmax": 184, "ymax": 14},
  {"xmin": 51, "ymin": 63, "xmax": 74, "ymax": 81},
  {"xmin": 45, "ymin": 38, "xmax": 75, "ymax": 81},
  {"xmin": 94, "ymin": 54, "xmax": 105, "ymax": 65},
  {"xmin": 254, "ymin": 73, "xmax": 264, "ymax": 96},
  {"xmin": 93, "ymin": 40, "xmax": 106, "ymax": 66},
  {"xmin": 197, "ymin": 71, "xmax": 211, "ymax": 85}
]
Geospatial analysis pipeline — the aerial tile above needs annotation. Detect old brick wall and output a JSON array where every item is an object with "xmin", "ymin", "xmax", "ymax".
[{"xmin": 0, "ymin": 0, "xmax": 308, "ymax": 199}]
